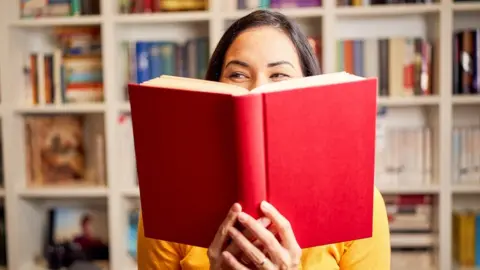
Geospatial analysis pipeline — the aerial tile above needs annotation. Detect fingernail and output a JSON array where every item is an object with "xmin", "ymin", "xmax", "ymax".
[
  {"xmin": 261, "ymin": 201, "xmax": 271, "ymax": 210},
  {"xmin": 231, "ymin": 203, "xmax": 241, "ymax": 212},
  {"xmin": 238, "ymin": 212, "xmax": 248, "ymax": 222}
]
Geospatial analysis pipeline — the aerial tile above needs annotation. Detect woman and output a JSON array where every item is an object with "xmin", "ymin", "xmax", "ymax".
[{"xmin": 138, "ymin": 9, "xmax": 391, "ymax": 270}]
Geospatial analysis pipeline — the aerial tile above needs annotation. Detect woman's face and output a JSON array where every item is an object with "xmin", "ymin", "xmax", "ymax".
[{"xmin": 220, "ymin": 26, "xmax": 304, "ymax": 90}]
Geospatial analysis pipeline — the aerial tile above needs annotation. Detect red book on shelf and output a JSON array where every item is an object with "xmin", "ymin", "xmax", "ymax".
[{"xmin": 128, "ymin": 72, "xmax": 378, "ymax": 249}]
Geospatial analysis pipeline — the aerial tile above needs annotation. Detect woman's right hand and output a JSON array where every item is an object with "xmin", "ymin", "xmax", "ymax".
[{"xmin": 208, "ymin": 203, "xmax": 271, "ymax": 269}]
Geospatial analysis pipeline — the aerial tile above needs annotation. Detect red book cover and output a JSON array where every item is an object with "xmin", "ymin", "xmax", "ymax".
[{"xmin": 128, "ymin": 72, "xmax": 377, "ymax": 248}]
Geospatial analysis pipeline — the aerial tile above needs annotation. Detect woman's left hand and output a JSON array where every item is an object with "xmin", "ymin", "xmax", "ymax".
[{"xmin": 221, "ymin": 201, "xmax": 302, "ymax": 270}]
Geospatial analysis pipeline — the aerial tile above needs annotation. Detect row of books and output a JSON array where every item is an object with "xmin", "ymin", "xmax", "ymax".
[
  {"xmin": 453, "ymin": 29, "xmax": 480, "ymax": 95},
  {"xmin": 452, "ymin": 209, "xmax": 480, "ymax": 267},
  {"xmin": 337, "ymin": 0, "xmax": 433, "ymax": 6},
  {"xmin": 24, "ymin": 26, "xmax": 103, "ymax": 105},
  {"xmin": 20, "ymin": 0, "xmax": 100, "ymax": 18},
  {"xmin": 225, "ymin": 0, "xmax": 321, "ymax": 11},
  {"xmin": 122, "ymin": 38, "xmax": 209, "ymax": 99},
  {"xmin": 337, "ymin": 38, "xmax": 434, "ymax": 98},
  {"xmin": 386, "ymin": 194, "xmax": 435, "ymax": 270},
  {"xmin": 452, "ymin": 126, "xmax": 480, "ymax": 185},
  {"xmin": 374, "ymin": 124, "xmax": 433, "ymax": 188},
  {"xmin": 119, "ymin": 0, "xmax": 208, "ymax": 13}
]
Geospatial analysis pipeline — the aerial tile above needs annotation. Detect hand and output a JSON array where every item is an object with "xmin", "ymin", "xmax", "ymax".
[
  {"xmin": 221, "ymin": 201, "xmax": 302, "ymax": 270},
  {"xmin": 207, "ymin": 203, "xmax": 273, "ymax": 270}
]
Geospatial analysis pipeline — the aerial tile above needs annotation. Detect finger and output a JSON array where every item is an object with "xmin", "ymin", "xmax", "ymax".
[
  {"xmin": 260, "ymin": 201, "xmax": 299, "ymax": 250},
  {"xmin": 228, "ymin": 226, "xmax": 268, "ymax": 267},
  {"xmin": 225, "ymin": 217, "xmax": 271, "ymax": 257},
  {"xmin": 237, "ymin": 212, "xmax": 287, "ymax": 263},
  {"xmin": 222, "ymin": 251, "xmax": 250, "ymax": 270},
  {"xmin": 209, "ymin": 203, "xmax": 242, "ymax": 254},
  {"xmin": 237, "ymin": 239, "xmax": 265, "ymax": 267}
]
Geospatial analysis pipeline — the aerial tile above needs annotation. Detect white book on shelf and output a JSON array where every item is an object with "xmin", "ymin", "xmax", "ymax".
[
  {"xmin": 415, "ymin": 127, "xmax": 425, "ymax": 186},
  {"xmin": 452, "ymin": 127, "xmax": 461, "ymax": 184},
  {"xmin": 423, "ymin": 127, "xmax": 431, "ymax": 186}
]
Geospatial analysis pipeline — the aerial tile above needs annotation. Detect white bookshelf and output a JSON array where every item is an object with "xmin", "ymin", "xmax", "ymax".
[{"xmin": 0, "ymin": 0, "xmax": 479, "ymax": 270}]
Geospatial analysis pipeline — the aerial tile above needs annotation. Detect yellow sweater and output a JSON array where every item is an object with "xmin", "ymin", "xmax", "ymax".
[{"xmin": 137, "ymin": 187, "xmax": 391, "ymax": 269}]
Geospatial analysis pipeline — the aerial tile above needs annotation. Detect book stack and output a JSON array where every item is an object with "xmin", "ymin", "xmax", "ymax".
[
  {"xmin": 452, "ymin": 126, "xmax": 480, "ymax": 185},
  {"xmin": 119, "ymin": 0, "xmax": 208, "ymax": 13},
  {"xmin": 337, "ymin": 0, "xmax": 433, "ymax": 6},
  {"xmin": 452, "ymin": 210, "xmax": 480, "ymax": 268},
  {"xmin": 374, "ymin": 116, "xmax": 432, "ymax": 188},
  {"xmin": 20, "ymin": 0, "xmax": 100, "ymax": 18},
  {"xmin": 337, "ymin": 38, "xmax": 435, "ymax": 97},
  {"xmin": 122, "ymin": 37, "xmax": 209, "ymax": 99},
  {"xmin": 385, "ymin": 194, "xmax": 434, "ymax": 270},
  {"xmin": 452, "ymin": 29, "xmax": 480, "ymax": 95},
  {"xmin": 23, "ymin": 26, "xmax": 103, "ymax": 105},
  {"xmin": 224, "ymin": 0, "xmax": 321, "ymax": 10}
]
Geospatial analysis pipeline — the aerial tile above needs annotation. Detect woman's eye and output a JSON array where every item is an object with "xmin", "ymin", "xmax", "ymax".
[
  {"xmin": 229, "ymin": 72, "xmax": 247, "ymax": 79},
  {"xmin": 271, "ymin": 73, "xmax": 290, "ymax": 80}
]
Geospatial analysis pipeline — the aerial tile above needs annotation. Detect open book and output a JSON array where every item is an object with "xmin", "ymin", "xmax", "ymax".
[{"xmin": 128, "ymin": 72, "xmax": 378, "ymax": 248}]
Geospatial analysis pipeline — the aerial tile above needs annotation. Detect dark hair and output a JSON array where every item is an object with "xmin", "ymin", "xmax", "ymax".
[{"xmin": 205, "ymin": 9, "xmax": 321, "ymax": 81}]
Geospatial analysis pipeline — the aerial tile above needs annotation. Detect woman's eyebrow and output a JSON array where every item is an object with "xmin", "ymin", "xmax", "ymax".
[
  {"xmin": 225, "ymin": 60, "xmax": 249, "ymax": 68},
  {"xmin": 267, "ymin": 61, "xmax": 294, "ymax": 68}
]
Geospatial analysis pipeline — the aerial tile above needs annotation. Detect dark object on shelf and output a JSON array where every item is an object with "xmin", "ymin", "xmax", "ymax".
[
  {"xmin": 45, "ymin": 242, "xmax": 87, "ymax": 270},
  {"xmin": 68, "ymin": 260, "xmax": 102, "ymax": 270}
]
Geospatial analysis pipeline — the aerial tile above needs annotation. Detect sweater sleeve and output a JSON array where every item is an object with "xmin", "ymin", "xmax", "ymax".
[
  {"xmin": 338, "ymin": 187, "xmax": 391, "ymax": 270},
  {"xmin": 137, "ymin": 212, "xmax": 182, "ymax": 270}
]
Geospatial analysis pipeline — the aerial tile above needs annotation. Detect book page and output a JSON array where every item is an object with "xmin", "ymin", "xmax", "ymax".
[
  {"xmin": 141, "ymin": 75, "xmax": 249, "ymax": 95},
  {"xmin": 251, "ymin": 72, "xmax": 366, "ymax": 93}
]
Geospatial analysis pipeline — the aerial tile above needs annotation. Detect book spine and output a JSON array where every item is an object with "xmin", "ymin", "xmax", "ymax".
[{"xmin": 233, "ymin": 94, "xmax": 267, "ymax": 219}]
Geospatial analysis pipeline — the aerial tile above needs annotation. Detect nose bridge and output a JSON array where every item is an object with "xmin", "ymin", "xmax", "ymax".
[{"xmin": 251, "ymin": 73, "xmax": 269, "ymax": 90}]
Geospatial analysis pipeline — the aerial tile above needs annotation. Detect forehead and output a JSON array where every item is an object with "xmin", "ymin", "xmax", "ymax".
[{"xmin": 224, "ymin": 26, "xmax": 300, "ymax": 65}]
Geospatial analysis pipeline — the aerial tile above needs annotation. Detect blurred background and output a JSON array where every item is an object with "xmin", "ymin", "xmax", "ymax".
[{"xmin": 0, "ymin": 0, "xmax": 479, "ymax": 269}]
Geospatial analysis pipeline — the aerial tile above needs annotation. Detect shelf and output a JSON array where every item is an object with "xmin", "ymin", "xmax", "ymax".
[
  {"xmin": 17, "ymin": 187, "xmax": 109, "ymax": 199},
  {"xmin": 453, "ymin": 263, "xmax": 480, "ymax": 270},
  {"xmin": 115, "ymin": 11, "xmax": 211, "ymax": 24},
  {"xmin": 452, "ymin": 95, "xmax": 480, "ymax": 105},
  {"xmin": 335, "ymin": 4, "xmax": 440, "ymax": 17},
  {"xmin": 14, "ymin": 103, "xmax": 106, "ymax": 114},
  {"xmin": 452, "ymin": 2, "xmax": 480, "ymax": 11},
  {"xmin": 452, "ymin": 184, "xmax": 480, "ymax": 194},
  {"xmin": 378, "ymin": 185, "xmax": 440, "ymax": 194},
  {"xmin": 9, "ymin": 15, "xmax": 103, "ymax": 27},
  {"xmin": 224, "ymin": 7, "xmax": 324, "ymax": 20},
  {"xmin": 121, "ymin": 188, "xmax": 139, "ymax": 198},
  {"xmin": 377, "ymin": 96, "xmax": 440, "ymax": 106}
]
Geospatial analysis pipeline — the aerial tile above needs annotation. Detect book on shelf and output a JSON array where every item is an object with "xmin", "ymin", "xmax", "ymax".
[
  {"xmin": 21, "ymin": 0, "xmax": 100, "ymax": 18},
  {"xmin": 453, "ymin": 29, "xmax": 480, "ymax": 95},
  {"xmin": 337, "ymin": 37, "xmax": 436, "ymax": 98},
  {"xmin": 387, "ymin": 194, "xmax": 435, "ymax": 270},
  {"xmin": 452, "ymin": 209, "xmax": 480, "ymax": 268},
  {"xmin": 23, "ymin": 26, "xmax": 104, "ymax": 105},
  {"xmin": 452, "ymin": 126, "xmax": 480, "ymax": 185},
  {"xmin": 224, "ymin": 0, "xmax": 321, "ymax": 11},
  {"xmin": 119, "ymin": 0, "xmax": 208, "ymax": 13},
  {"xmin": 374, "ymin": 113, "xmax": 433, "ymax": 189},
  {"xmin": 128, "ymin": 71, "xmax": 378, "ymax": 248},
  {"xmin": 122, "ymin": 38, "xmax": 209, "ymax": 100}
]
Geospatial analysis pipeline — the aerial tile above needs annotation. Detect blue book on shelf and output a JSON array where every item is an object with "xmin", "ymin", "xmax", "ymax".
[{"xmin": 136, "ymin": 42, "xmax": 152, "ymax": 84}]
